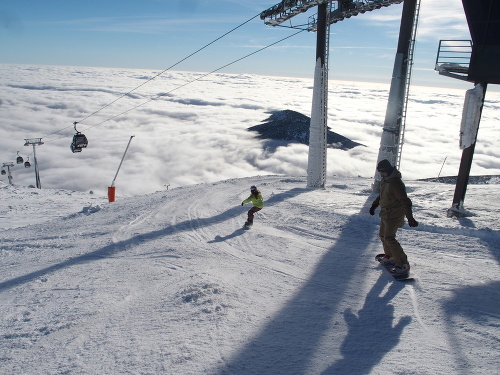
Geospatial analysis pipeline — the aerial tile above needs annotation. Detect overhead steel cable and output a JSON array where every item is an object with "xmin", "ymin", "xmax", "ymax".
[
  {"xmin": 76, "ymin": 29, "xmax": 306, "ymax": 132},
  {"xmin": 41, "ymin": 28, "xmax": 306, "ymax": 140},
  {"xmin": 42, "ymin": 12, "xmax": 262, "ymax": 139}
]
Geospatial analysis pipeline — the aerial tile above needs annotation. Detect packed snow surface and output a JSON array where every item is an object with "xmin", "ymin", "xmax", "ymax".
[{"xmin": 1, "ymin": 175, "xmax": 499, "ymax": 374}]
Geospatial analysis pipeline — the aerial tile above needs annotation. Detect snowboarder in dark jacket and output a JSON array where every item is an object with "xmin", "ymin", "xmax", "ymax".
[{"xmin": 370, "ymin": 159, "xmax": 418, "ymax": 275}]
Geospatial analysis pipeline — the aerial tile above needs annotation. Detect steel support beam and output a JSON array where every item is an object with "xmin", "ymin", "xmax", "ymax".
[
  {"xmin": 307, "ymin": 2, "xmax": 329, "ymax": 188},
  {"xmin": 373, "ymin": 0, "xmax": 418, "ymax": 192},
  {"xmin": 448, "ymin": 83, "xmax": 488, "ymax": 217}
]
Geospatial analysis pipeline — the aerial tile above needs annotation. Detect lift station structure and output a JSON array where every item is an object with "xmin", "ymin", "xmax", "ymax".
[
  {"xmin": 435, "ymin": 0, "xmax": 499, "ymax": 216},
  {"xmin": 260, "ymin": 0, "xmax": 420, "ymax": 189}
]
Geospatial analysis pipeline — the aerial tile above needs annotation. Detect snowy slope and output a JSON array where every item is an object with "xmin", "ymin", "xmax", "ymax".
[{"xmin": 0, "ymin": 176, "xmax": 499, "ymax": 375}]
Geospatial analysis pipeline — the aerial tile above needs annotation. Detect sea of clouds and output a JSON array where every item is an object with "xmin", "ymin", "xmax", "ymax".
[{"xmin": 1, "ymin": 64, "xmax": 499, "ymax": 196}]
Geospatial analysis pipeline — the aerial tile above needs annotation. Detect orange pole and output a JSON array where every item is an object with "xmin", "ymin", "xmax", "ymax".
[{"xmin": 108, "ymin": 186, "xmax": 116, "ymax": 203}]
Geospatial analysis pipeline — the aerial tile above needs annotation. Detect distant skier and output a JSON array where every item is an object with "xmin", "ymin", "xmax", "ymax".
[
  {"xmin": 370, "ymin": 159, "xmax": 418, "ymax": 276},
  {"xmin": 241, "ymin": 185, "xmax": 264, "ymax": 228}
]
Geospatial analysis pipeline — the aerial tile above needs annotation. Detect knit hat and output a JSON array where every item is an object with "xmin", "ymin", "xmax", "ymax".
[{"xmin": 377, "ymin": 159, "xmax": 394, "ymax": 173}]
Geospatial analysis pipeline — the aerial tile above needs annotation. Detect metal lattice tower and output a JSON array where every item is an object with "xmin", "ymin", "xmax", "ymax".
[{"xmin": 261, "ymin": 0, "xmax": 404, "ymax": 30}]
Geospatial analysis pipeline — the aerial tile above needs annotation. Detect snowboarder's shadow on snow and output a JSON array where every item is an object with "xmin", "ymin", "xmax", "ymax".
[
  {"xmin": 208, "ymin": 228, "xmax": 246, "ymax": 243},
  {"xmin": 322, "ymin": 274, "xmax": 412, "ymax": 375}
]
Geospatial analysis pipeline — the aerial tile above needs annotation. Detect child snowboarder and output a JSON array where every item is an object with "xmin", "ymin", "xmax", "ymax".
[{"xmin": 241, "ymin": 185, "xmax": 264, "ymax": 228}]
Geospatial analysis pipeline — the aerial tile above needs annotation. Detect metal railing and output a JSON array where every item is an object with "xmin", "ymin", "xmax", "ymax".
[{"xmin": 435, "ymin": 40, "xmax": 472, "ymax": 81}]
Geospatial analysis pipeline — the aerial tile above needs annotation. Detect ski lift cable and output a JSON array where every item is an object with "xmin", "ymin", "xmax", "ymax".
[
  {"xmin": 16, "ymin": 146, "xmax": 34, "ymax": 159},
  {"xmin": 13, "ymin": 21, "xmax": 305, "ymax": 149},
  {"xmin": 40, "ymin": 12, "xmax": 262, "ymax": 140},
  {"xmin": 77, "ymin": 29, "xmax": 306, "ymax": 132}
]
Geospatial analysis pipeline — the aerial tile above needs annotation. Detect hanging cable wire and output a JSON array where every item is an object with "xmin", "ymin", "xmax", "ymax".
[
  {"xmin": 42, "ymin": 12, "xmax": 262, "ymax": 139},
  {"xmin": 74, "ymin": 29, "xmax": 306, "ymax": 132},
  {"xmin": 5, "ymin": 5, "xmax": 311, "ymax": 163},
  {"xmin": 40, "ymin": 28, "xmax": 306, "ymax": 142}
]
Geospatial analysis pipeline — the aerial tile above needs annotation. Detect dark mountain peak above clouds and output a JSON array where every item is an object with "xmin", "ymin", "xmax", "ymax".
[{"xmin": 248, "ymin": 110, "xmax": 364, "ymax": 152}]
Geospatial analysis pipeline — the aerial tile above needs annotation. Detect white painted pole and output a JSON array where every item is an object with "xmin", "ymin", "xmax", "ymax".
[
  {"xmin": 108, "ymin": 136, "xmax": 134, "ymax": 202},
  {"xmin": 111, "ymin": 136, "xmax": 135, "ymax": 188}
]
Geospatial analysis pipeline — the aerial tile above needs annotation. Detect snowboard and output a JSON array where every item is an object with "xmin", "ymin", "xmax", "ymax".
[
  {"xmin": 375, "ymin": 254, "xmax": 414, "ymax": 281},
  {"xmin": 243, "ymin": 222, "xmax": 252, "ymax": 230}
]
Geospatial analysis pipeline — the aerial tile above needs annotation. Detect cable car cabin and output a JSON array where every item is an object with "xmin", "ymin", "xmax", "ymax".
[
  {"xmin": 16, "ymin": 156, "xmax": 24, "ymax": 164},
  {"xmin": 1, "ymin": 169, "xmax": 6, "ymax": 175},
  {"xmin": 24, "ymin": 160, "xmax": 31, "ymax": 168},
  {"xmin": 71, "ymin": 132, "xmax": 88, "ymax": 153}
]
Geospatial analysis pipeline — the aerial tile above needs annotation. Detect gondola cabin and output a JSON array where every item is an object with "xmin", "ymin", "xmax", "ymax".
[
  {"xmin": 16, "ymin": 156, "xmax": 24, "ymax": 164},
  {"xmin": 71, "ymin": 132, "xmax": 88, "ymax": 153},
  {"xmin": 24, "ymin": 160, "xmax": 31, "ymax": 168}
]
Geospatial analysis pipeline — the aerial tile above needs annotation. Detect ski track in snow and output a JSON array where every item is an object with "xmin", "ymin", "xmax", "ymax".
[{"xmin": 407, "ymin": 284, "xmax": 450, "ymax": 350}]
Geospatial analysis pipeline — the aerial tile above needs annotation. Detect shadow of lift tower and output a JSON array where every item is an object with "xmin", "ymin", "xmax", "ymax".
[{"xmin": 435, "ymin": 0, "xmax": 500, "ymax": 217}]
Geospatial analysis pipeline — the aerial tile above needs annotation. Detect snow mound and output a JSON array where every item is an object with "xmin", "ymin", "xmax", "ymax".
[{"xmin": 81, "ymin": 204, "xmax": 103, "ymax": 215}]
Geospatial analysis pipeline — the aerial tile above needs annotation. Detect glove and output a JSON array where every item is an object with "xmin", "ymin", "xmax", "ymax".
[
  {"xmin": 408, "ymin": 218, "xmax": 418, "ymax": 227},
  {"xmin": 369, "ymin": 204, "xmax": 378, "ymax": 216}
]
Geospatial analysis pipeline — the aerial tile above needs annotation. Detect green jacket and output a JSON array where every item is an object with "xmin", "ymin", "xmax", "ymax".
[
  {"xmin": 242, "ymin": 192, "xmax": 264, "ymax": 208},
  {"xmin": 373, "ymin": 168, "xmax": 413, "ymax": 220}
]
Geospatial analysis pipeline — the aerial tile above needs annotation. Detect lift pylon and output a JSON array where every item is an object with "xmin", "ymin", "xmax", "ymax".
[
  {"xmin": 372, "ymin": 0, "xmax": 420, "ymax": 192},
  {"xmin": 261, "ymin": 0, "xmax": 411, "ymax": 189},
  {"xmin": 2, "ymin": 163, "xmax": 14, "ymax": 186},
  {"xmin": 24, "ymin": 138, "xmax": 44, "ymax": 189}
]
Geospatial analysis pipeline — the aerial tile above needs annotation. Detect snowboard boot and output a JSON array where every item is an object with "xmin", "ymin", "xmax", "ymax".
[
  {"xmin": 375, "ymin": 253, "xmax": 395, "ymax": 265},
  {"xmin": 390, "ymin": 263, "xmax": 410, "ymax": 276}
]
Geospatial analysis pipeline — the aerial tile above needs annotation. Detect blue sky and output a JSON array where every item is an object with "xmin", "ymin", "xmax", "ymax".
[{"xmin": 1, "ymin": 0, "xmax": 473, "ymax": 88}]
